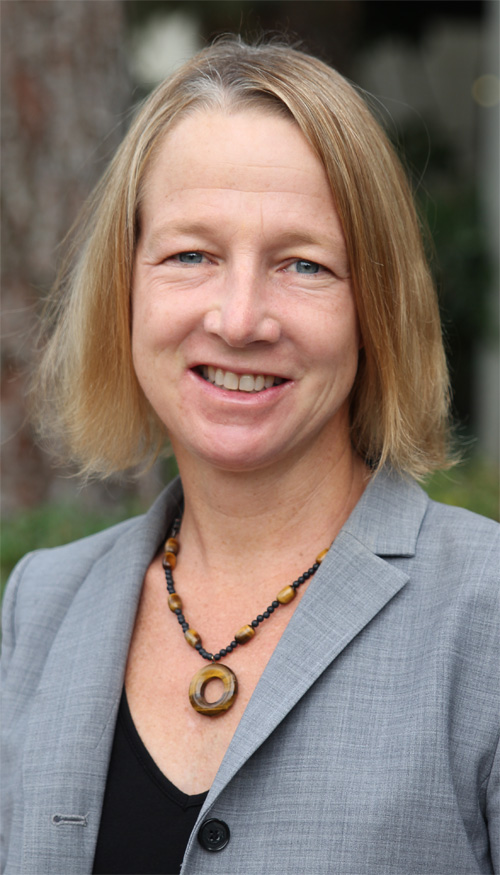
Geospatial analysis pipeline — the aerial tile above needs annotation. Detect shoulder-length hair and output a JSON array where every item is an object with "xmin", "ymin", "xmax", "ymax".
[{"xmin": 32, "ymin": 37, "xmax": 453, "ymax": 480}]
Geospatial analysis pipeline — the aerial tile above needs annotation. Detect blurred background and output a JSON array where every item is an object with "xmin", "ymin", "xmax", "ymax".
[{"xmin": 1, "ymin": 0, "xmax": 499, "ymax": 585}]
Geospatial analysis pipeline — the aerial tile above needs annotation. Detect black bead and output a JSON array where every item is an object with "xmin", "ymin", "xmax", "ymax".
[
  {"xmin": 251, "ymin": 620, "xmax": 259, "ymax": 628},
  {"xmin": 226, "ymin": 644, "xmax": 234, "ymax": 653},
  {"xmin": 219, "ymin": 649, "xmax": 227, "ymax": 657},
  {"xmin": 195, "ymin": 642, "xmax": 202, "ymax": 650},
  {"xmin": 257, "ymin": 615, "xmax": 264, "ymax": 622},
  {"xmin": 174, "ymin": 608, "xmax": 182, "ymax": 614},
  {"xmin": 298, "ymin": 575, "xmax": 305, "ymax": 584},
  {"xmin": 263, "ymin": 610, "xmax": 270, "ymax": 618},
  {"xmin": 272, "ymin": 600, "xmax": 280, "ymax": 608},
  {"xmin": 267, "ymin": 605, "xmax": 275, "ymax": 613}
]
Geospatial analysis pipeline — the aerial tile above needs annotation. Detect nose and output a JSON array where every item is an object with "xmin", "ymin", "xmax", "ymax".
[{"xmin": 203, "ymin": 268, "xmax": 281, "ymax": 347}]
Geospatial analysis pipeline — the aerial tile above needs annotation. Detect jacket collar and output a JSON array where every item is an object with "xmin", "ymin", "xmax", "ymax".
[{"xmin": 343, "ymin": 467, "xmax": 428, "ymax": 556}]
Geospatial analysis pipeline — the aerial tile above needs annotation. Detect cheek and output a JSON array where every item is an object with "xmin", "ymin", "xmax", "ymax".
[
  {"xmin": 131, "ymin": 283, "xmax": 167, "ymax": 358},
  {"xmin": 130, "ymin": 299, "xmax": 164, "ymax": 392},
  {"xmin": 130, "ymin": 309, "xmax": 148, "ymax": 375},
  {"xmin": 335, "ymin": 296, "xmax": 361, "ymax": 358},
  {"xmin": 303, "ymin": 296, "xmax": 360, "ymax": 371}
]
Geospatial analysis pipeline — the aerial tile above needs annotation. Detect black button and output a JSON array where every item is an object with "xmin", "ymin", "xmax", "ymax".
[{"xmin": 197, "ymin": 818, "xmax": 230, "ymax": 852}]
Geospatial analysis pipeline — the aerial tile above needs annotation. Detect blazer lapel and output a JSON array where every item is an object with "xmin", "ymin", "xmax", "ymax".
[
  {"xmin": 196, "ymin": 471, "xmax": 428, "ymax": 817},
  {"xmin": 20, "ymin": 481, "xmax": 183, "ymax": 874}
]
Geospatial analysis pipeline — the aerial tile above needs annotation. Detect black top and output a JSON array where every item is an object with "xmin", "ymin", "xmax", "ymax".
[{"xmin": 92, "ymin": 689, "xmax": 208, "ymax": 875}]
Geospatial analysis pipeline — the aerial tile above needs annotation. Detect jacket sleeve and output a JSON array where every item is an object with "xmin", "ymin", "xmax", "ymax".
[
  {"xmin": 486, "ymin": 704, "xmax": 500, "ymax": 872},
  {"xmin": 1, "ymin": 551, "xmax": 39, "ymax": 873}
]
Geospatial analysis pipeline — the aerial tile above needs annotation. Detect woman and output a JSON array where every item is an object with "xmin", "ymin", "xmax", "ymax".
[{"xmin": 2, "ymin": 39, "xmax": 498, "ymax": 875}]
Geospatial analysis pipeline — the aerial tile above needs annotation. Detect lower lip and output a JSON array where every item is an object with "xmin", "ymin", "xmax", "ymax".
[{"xmin": 187, "ymin": 369, "xmax": 292, "ymax": 404}]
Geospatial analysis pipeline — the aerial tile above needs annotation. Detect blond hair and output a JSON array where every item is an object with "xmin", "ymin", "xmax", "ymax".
[{"xmin": 32, "ymin": 37, "xmax": 453, "ymax": 479}]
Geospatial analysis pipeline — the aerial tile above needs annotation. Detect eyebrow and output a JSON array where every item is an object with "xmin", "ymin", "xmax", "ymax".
[
  {"xmin": 141, "ymin": 220, "xmax": 346, "ymax": 255},
  {"xmin": 144, "ymin": 221, "xmax": 216, "ymax": 245},
  {"xmin": 139, "ymin": 221, "xmax": 209, "ymax": 251}
]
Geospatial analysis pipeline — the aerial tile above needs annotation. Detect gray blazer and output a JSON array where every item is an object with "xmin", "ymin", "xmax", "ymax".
[{"xmin": 2, "ymin": 470, "xmax": 499, "ymax": 875}]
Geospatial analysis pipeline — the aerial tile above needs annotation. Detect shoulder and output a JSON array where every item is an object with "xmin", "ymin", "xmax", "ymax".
[
  {"xmin": 348, "ymin": 467, "xmax": 499, "ymax": 574},
  {"xmin": 0, "ymin": 514, "xmax": 145, "ymax": 673},
  {"xmin": 2, "ymin": 478, "xmax": 183, "ymax": 631},
  {"xmin": 1, "ymin": 479, "xmax": 183, "ymax": 664},
  {"xmin": 423, "ymin": 493, "xmax": 499, "ymax": 538},
  {"xmin": 351, "ymin": 468, "xmax": 499, "ymax": 618},
  {"xmin": 3, "ymin": 514, "xmax": 142, "ymax": 617},
  {"xmin": 418, "ymin": 496, "xmax": 499, "ymax": 581}
]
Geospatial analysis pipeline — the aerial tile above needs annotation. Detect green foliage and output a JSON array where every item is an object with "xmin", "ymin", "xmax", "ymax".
[
  {"xmin": 394, "ymin": 119, "xmax": 495, "ymax": 431},
  {"xmin": 423, "ymin": 458, "xmax": 499, "ymax": 523}
]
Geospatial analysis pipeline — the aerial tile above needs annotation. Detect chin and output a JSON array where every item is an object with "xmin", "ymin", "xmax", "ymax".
[
  {"xmin": 179, "ymin": 430, "xmax": 290, "ymax": 473},
  {"xmin": 195, "ymin": 446, "xmax": 278, "ymax": 474}
]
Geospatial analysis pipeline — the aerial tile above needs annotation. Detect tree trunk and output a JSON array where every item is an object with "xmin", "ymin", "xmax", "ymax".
[{"xmin": 1, "ymin": 0, "xmax": 132, "ymax": 512}]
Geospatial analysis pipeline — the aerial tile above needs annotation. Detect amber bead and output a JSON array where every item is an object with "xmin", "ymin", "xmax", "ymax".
[
  {"xmin": 164, "ymin": 551, "xmax": 177, "ymax": 569},
  {"xmin": 164, "ymin": 537, "xmax": 179, "ymax": 555},
  {"xmin": 277, "ymin": 585, "xmax": 296, "ymax": 604},
  {"xmin": 316, "ymin": 548, "xmax": 329, "ymax": 563},
  {"xmin": 234, "ymin": 624, "xmax": 256, "ymax": 644},
  {"xmin": 185, "ymin": 628, "xmax": 201, "ymax": 648},
  {"xmin": 168, "ymin": 593, "xmax": 182, "ymax": 612}
]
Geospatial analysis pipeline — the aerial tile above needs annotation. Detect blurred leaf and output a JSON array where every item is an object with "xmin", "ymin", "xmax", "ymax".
[{"xmin": 423, "ymin": 458, "xmax": 499, "ymax": 522}]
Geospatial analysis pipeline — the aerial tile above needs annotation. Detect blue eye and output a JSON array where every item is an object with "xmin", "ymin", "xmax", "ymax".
[
  {"xmin": 177, "ymin": 251, "xmax": 204, "ymax": 264},
  {"xmin": 294, "ymin": 260, "xmax": 321, "ymax": 274}
]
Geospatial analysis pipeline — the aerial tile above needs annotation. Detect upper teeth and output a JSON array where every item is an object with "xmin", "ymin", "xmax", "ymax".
[{"xmin": 202, "ymin": 366, "xmax": 282, "ymax": 393}]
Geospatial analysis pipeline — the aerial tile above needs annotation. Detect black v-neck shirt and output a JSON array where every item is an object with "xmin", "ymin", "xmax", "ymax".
[{"xmin": 92, "ymin": 690, "xmax": 208, "ymax": 875}]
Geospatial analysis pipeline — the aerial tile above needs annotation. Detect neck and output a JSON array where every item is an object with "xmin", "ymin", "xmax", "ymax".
[{"xmin": 171, "ymin": 440, "xmax": 369, "ymax": 579}]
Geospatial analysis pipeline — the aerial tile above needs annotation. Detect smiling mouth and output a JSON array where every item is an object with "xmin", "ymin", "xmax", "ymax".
[{"xmin": 195, "ymin": 366, "xmax": 287, "ymax": 393}]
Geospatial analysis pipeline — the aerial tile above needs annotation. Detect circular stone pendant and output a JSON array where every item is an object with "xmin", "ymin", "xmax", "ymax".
[{"xmin": 189, "ymin": 664, "xmax": 238, "ymax": 716}]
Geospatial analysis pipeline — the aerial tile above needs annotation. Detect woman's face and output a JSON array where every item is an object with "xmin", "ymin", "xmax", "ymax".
[{"xmin": 132, "ymin": 109, "xmax": 361, "ymax": 474}]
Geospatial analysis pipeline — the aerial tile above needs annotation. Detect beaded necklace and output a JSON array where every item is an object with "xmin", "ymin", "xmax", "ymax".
[{"xmin": 163, "ymin": 516, "xmax": 329, "ymax": 716}]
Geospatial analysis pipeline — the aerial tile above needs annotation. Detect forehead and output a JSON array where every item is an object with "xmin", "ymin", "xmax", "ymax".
[{"xmin": 141, "ymin": 108, "xmax": 333, "ymax": 200}]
